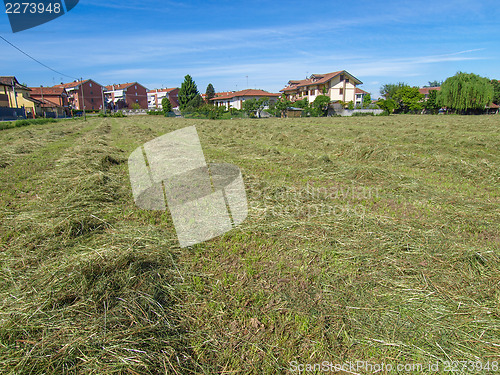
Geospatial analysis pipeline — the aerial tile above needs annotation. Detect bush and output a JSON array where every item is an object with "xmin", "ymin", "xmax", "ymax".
[
  {"xmin": 111, "ymin": 111, "xmax": 125, "ymax": 118},
  {"xmin": 147, "ymin": 110, "xmax": 164, "ymax": 116}
]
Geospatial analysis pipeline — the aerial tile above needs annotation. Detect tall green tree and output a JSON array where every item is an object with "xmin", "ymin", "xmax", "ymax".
[
  {"xmin": 380, "ymin": 82, "xmax": 408, "ymax": 99},
  {"xmin": 491, "ymin": 79, "xmax": 500, "ymax": 105},
  {"xmin": 393, "ymin": 86, "xmax": 424, "ymax": 113},
  {"xmin": 362, "ymin": 93, "xmax": 372, "ymax": 108},
  {"xmin": 424, "ymin": 89, "xmax": 440, "ymax": 114},
  {"xmin": 376, "ymin": 98, "xmax": 396, "ymax": 114},
  {"xmin": 313, "ymin": 95, "xmax": 331, "ymax": 116},
  {"xmin": 205, "ymin": 83, "xmax": 215, "ymax": 103},
  {"xmin": 161, "ymin": 97, "xmax": 172, "ymax": 115},
  {"xmin": 438, "ymin": 72, "xmax": 494, "ymax": 113},
  {"xmin": 178, "ymin": 75, "xmax": 200, "ymax": 110}
]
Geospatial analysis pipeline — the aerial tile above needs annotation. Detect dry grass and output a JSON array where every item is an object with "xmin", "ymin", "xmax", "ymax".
[{"xmin": 0, "ymin": 115, "xmax": 499, "ymax": 374}]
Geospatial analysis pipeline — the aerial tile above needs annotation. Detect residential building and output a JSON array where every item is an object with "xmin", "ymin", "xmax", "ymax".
[
  {"xmin": 211, "ymin": 89, "xmax": 280, "ymax": 110},
  {"xmin": 0, "ymin": 76, "xmax": 36, "ymax": 117},
  {"xmin": 281, "ymin": 70, "xmax": 364, "ymax": 104},
  {"xmin": 355, "ymin": 88, "xmax": 370, "ymax": 106},
  {"xmin": 201, "ymin": 91, "xmax": 234, "ymax": 102},
  {"xmin": 29, "ymin": 86, "xmax": 70, "ymax": 117},
  {"xmin": 54, "ymin": 79, "xmax": 105, "ymax": 111},
  {"xmin": 105, "ymin": 82, "xmax": 148, "ymax": 110},
  {"xmin": 147, "ymin": 88, "xmax": 179, "ymax": 110},
  {"xmin": 419, "ymin": 87, "xmax": 441, "ymax": 99}
]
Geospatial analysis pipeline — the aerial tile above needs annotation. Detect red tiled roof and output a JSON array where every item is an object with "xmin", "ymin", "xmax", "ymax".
[
  {"xmin": 355, "ymin": 88, "xmax": 369, "ymax": 94},
  {"xmin": 211, "ymin": 89, "xmax": 280, "ymax": 101},
  {"xmin": 487, "ymin": 103, "xmax": 499, "ymax": 108},
  {"xmin": 105, "ymin": 82, "xmax": 147, "ymax": 91},
  {"xmin": 29, "ymin": 87, "xmax": 67, "ymax": 96},
  {"xmin": 54, "ymin": 80, "xmax": 87, "ymax": 89},
  {"xmin": 281, "ymin": 70, "xmax": 362, "ymax": 92},
  {"xmin": 202, "ymin": 91, "xmax": 234, "ymax": 99},
  {"xmin": 148, "ymin": 88, "xmax": 177, "ymax": 94},
  {"xmin": 419, "ymin": 87, "xmax": 441, "ymax": 95},
  {"xmin": 0, "ymin": 76, "xmax": 30, "ymax": 90},
  {"xmin": 54, "ymin": 79, "xmax": 104, "ymax": 89}
]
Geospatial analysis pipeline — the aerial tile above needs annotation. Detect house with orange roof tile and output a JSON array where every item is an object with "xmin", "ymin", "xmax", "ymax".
[
  {"xmin": 147, "ymin": 88, "xmax": 179, "ymax": 110},
  {"xmin": 54, "ymin": 79, "xmax": 105, "ymax": 111},
  {"xmin": 418, "ymin": 86, "xmax": 441, "ymax": 99},
  {"xmin": 201, "ymin": 91, "xmax": 235, "ymax": 102},
  {"xmin": 104, "ymin": 82, "xmax": 148, "ymax": 110},
  {"xmin": 211, "ymin": 89, "xmax": 280, "ymax": 110},
  {"xmin": 281, "ymin": 70, "xmax": 366, "ymax": 105},
  {"xmin": 29, "ymin": 86, "xmax": 70, "ymax": 117}
]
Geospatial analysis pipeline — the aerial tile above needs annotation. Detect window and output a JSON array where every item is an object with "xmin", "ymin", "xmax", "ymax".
[
  {"xmin": 91, "ymin": 98, "xmax": 94, "ymax": 103},
  {"xmin": 135, "ymin": 85, "xmax": 137, "ymax": 89},
  {"xmin": 90, "ymin": 91, "xmax": 93, "ymax": 95},
  {"xmin": 339, "ymin": 88, "xmax": 343, "ymax": 95},
  {"xmin": 89, "ymin": 83, "xmax": 92, "ymax": 87},
  {"xmin": 345, "ymin": 79, "xmax": 349, "ymax": 83}
]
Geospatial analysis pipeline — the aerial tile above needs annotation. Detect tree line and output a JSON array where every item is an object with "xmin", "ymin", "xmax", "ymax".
[{"xmin": 377, "ymin": 72, "xmax": 500, "ymax": 115}]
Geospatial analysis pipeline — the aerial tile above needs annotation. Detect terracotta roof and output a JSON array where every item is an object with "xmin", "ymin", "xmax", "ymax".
[
  {"xmin": 355, "ymin": 88, "xmax": 369, "ymax": 94},
  {"xmin": 105, "ymin": 82, "xmax": 147, "ymax": 91},
  {"xmin": 211, "ymin": 89, "xmax": 280, "ymax": 101},
  {"xmin": 419, "ymin": 87, "xmax": 441, "ymax": 95},
  {"xmin": 148, "ymin": 88, "xmax": 177, "ymax": 94},
  {"xmin": 202, "ymin": 91, "xmax": 234, "ymax": 99},
  {"xmin": 55, "ymin": 79, "xmax": 104, "ymax": 89},
  {"xmin": 0, "ymin": 76, "xmax": 30, "ymax": 90},
  {"xmin": 281, "ymin": 71, "xmax": 362, "ymax": 92},
  {"xmin": 35, "ymin": 97, "xmax": 64, "ymax": 108},
  {"xmin": 487, "ymin": 103, "xmax": 499, "ymax": 108},
  {"xmin": 29, "ymin": 87, "xmax": 67, "ymax": 96},
  {"xmin": 54, "ymin": 80, "xmax": 87, "ymax": 89}
]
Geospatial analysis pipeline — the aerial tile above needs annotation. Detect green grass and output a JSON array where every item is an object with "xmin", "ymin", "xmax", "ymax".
[{"xmin": 0, "ymin": 115, "xmax": 499, "ymax": 374}]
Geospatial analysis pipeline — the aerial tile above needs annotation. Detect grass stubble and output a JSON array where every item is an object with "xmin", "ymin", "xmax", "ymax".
[{"xmin": 0, "ymin": 115, "xmax": 498, "ymax": 374}]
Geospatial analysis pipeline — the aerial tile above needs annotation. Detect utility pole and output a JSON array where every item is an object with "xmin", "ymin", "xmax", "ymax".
[
  {"xmin": 11, "ymin": 78, "xmax": 18, "ymax": 108},
  {"xmin": 40, "ymin": 85, "xmax": 45, "ymax": 118},
  {"xmin": 80, "ymin": 78, "xmax": 86, "ymax": 121},
  {"xmin": 101, "ymin": 86, "xmax": 106, "ymax": 115}
]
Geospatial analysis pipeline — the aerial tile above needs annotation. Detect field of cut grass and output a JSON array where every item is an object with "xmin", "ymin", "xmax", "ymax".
[{"xmin": 0, "ymin": 115, "xmax": 499, "ymax": 374}]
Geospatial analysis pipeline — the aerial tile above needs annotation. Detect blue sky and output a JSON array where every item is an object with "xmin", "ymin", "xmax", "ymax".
[{"xmin": 1, "ymin": 0, "xmax": 499, "ymax": 97}]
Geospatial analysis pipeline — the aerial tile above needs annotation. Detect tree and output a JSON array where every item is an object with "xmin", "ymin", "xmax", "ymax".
[
  {"xmin": 393, "ymin": 86, "xmax": 424, "ymax": 113},
  {"xmin": 425, "ymin": 80, "xmax": 442, "ymax": 87},
  {"xmin": 186, "ymin": 94, "xmax": 204, "ymax": 109},
  {"xmin": 272, "ymin": 95, "xmax": 292, "ymax": 117},
  {"xmin": 178, "ymin": 75, "xmax": 199, "ymax": 110},
  {"xmin": 161, "ymin": 97, "xmax": 172, "ymax": 115},
  {"xmin": 205, "ymin": 83, "xmax": 215, "ymax": 103},
  {"xmin": 294, "ymin": 98, "xmax": 309, "ymax": 109},
  {"xmin": 313, "ymin": 95, "xmax": 331, "ymax": 116},
  {"xmin": 376, "ymin": 98, "xmax": 396, "ymax": 114},
  {"xmin": 437, "ymin": 72, "xmax": 494, "ymax": 114},
  {"xmin": 243, "ymin": 98, "xmax": 268, "ymax": 117},
  {"xmin": 362, "ymin": 93, "xmax": 372, "ymax": 109},
  {"xmin": 491, "ymin": 79, "xmax": 500, "ymax": 105},
  {"xmin": 380, "ymin": 82, "xmax": 408, "ymax": 99},
  {"xmin": 424, "ymin": 89, "xmax": 440, "ymax": 114}
]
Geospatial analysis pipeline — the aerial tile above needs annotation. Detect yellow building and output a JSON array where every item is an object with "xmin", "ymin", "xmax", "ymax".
[{"xmin": 0, "ymin": 76, "xmax": 37, "ymax": 117}]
